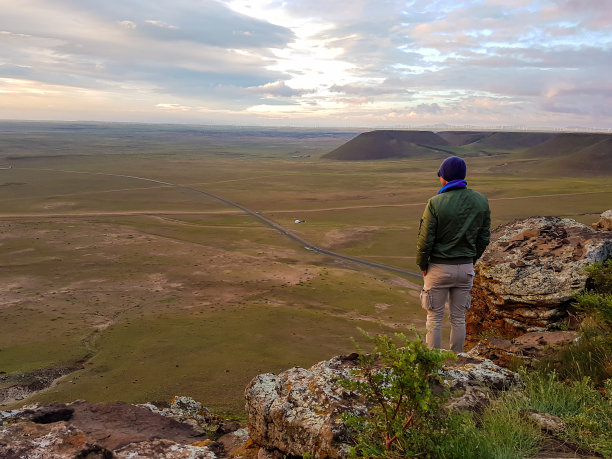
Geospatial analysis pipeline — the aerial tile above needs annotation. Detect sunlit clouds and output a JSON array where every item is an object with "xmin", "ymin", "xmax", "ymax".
[{"xmin": 0, "ymin": 0, "xmax": 610, "ymax": 129}]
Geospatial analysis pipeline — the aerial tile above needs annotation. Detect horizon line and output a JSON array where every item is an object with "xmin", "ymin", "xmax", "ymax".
[{"xmin": 0, "ymin": 118, "xmax": 611, "ymax": 134}]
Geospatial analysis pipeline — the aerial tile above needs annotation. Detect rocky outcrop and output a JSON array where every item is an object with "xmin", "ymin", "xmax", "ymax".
[
  {"xmin": 0, "ymin": 365, "xmax": 81, "ymax": 406},
  {"xmin": 592, "ymin": 209, "xmax": 612, "ymax": 231},
  {"xmin": 245, "ymin": 352, "xmax": 519, "ymax": 458},
  {"xmin": 466, "ymin": 217, "xmax": 612, "ymax": 339},
  {"xmin": 244, "ymin": 354, "xmax": 362, "ymax": 458},
  {"xmin": 0, "ymin": 398, "xmax": 236, "ymax": 458}
]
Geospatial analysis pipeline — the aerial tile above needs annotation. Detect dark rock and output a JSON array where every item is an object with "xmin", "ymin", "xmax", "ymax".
[
  {"xmin": 218, "ymin": 427, "xmax": 250, "ymax": 456},
  {"xmin": 68, "ymin": 401, "xmax": 205, "ymax": 450},
  {"xmin": 75, "ymin": 445, "xmax": 114, "ymax": 458},
  {"xmin": 23, "ymin": 404, "xmax": 74, "ymax": 424},
  {"xmin": 445, "ymin": 385, "xmax": 492, "ymax": 414}
]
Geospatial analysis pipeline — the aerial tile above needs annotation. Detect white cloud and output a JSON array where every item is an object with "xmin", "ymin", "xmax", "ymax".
[
  {"xmin": 248, "ymin": 80, "xmax": 313, "ymax": 97},
  {"xmin": 0, "ymin": 0, "xmax": 610, "ymax": 128},
  {"xmin": 118, "ymin": 20, "xmax": 137, "ymax": 29},
  {"xmin": 144, "ymin": 19, "xmax": 179, "ymax": 30}
]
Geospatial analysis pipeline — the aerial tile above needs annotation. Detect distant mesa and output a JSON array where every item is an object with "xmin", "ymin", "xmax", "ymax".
[
  {"xmin": 322, "ymin": 130, "xmax": 612, "ymax": 172},
  {"xmin": 322, "ymin": 130, "xmax": 451, "ymax": 160}
]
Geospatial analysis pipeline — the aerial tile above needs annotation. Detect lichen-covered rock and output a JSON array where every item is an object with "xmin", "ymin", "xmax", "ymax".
[
  {"xmin": 0, "ymin": 400, "xmax": 221, "ymax": 458},
  {"xmin": 0, "ymin": 420, "xmax": 217, "ymax": 459},
  {"xmin": 245, "ymin": 353, "xmax": 364, "ymax": 458},
  {"xmin": 592, "ymin": 209, "xmax": 612, "ymax": 231},
  {"xmin": 0, "ymin": 421, "xmax": 108, "ymax": 458},
  {"xmin": 115, "ymin": 439, "xmax": 217, "ymax": 458},
  {"xmin": 245, "ymin": 353, "xmax": 520, "ymax": 458},
  {"xmin": 140, "ymin": 395, "xmax": 225, "ymax": 435},
  {"xmin": 467, "ymin": 217, "xmax": 612, "ymax": 339}
]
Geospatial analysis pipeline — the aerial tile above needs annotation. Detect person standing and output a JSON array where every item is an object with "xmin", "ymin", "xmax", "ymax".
[{"xmin": 416, "ymin": 156, "xmax": 490, "ymax": 353}]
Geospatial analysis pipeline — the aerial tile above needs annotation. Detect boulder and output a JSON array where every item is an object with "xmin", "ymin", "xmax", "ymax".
[
  {"xmin": 467, "ymin": 217, "xmax": 612, "ymax": 339},
  {"xmin": 592, "ymin": 209, "xmax": 612, "ymax": 231},
  {"xmin": 244, "ymin": 353, "xmax": 363, "ymax": 458},
  {"xmin": 244, "ymin": 352, "xmax": 520, "ymax": 458}
]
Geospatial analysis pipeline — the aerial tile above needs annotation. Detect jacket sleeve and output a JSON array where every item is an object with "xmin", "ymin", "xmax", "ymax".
[
  {"xmin": 416, "ymin": 200, "xmax": 437, "ymax": 271},
  {"xmin": 475, "ymin": 208, "xmax": 491, "ymax": 262}
]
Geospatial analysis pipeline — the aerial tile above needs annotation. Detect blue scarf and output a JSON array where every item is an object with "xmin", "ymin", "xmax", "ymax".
[{"xmin": 438, "ymin": 179, "xmax": 467, "ymax": 194}]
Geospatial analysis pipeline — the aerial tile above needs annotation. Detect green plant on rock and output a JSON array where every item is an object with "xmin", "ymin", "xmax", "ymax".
[
  {"xmin": 340, "ymin": 329, "xmax": 454, "ymax": 457},
  {"xmin": 538, "ymin": 260, "xmax": 612, "ymax": 385},
  {"xmin": 585, "ymin": 259, "xmax": 612, "ymax": 294},
  {"xmin": 572, "ymin": 291, "xmax": 612, "ymax": 327}
]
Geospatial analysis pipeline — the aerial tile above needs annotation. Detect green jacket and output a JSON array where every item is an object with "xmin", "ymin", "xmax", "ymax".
[{"xmin": 416, "ymin": 187, "xmax": 490, "ymax": 271}]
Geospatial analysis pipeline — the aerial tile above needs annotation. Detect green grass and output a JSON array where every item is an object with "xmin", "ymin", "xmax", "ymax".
[
  {"xmin": 28, "ymin": 304, "xmax": 396, "ymax": 412},
  {"xmin": 0, "ymin": 122, "xmax": 610, "ymax": 414},
  {"xmin": 508, "ymin": 372, "xmax": 611, "ymax": 456}
]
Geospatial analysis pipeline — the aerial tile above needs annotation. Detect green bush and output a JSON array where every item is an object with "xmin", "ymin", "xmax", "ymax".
[
  {"xmin": 585, "ymin": 260, "xmax": 612, "ymax": 294},
  {"xmin": 572, "ymin": 291, "xmax": 612, "ymax": 326},
  {"xmin": 340, "ymin": 332, "xmax": 611, "ymax": 458},
  {"xmin": 340, "ymin": 330, "xmax": 454, "ymax": 457}
]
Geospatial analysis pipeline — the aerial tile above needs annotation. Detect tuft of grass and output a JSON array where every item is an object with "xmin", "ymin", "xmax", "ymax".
[
  {"xmin": 537, "ymin": 261, "xmax": 612, "ymax": 386},
  {"xmin": 478, "ymin": 403, "xmax": 542, "ymax": 459},
  {"xmin": 438, "ymin": 371, "xmax": 611, "ymax": 458},
  {"xmin": 573, "ymin": 292, "xmax": 612, "ymax": 326},
  {"xmin": 585, "ymin": 260, "xmax": 612, "ymax": 294},
  {"xmin": 519, "ymin": 371, "xmax": 612, "ymax": 457},
  {"xmin": 536, "ymin": 320, "xmax": 612, "ymax": 387}
]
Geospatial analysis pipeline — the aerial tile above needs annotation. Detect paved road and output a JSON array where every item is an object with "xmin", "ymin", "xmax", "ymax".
[
  {"xmin": 165, "ymin": 178, "xmax": 424, "ymax": 279},
  {"xmin": 11, "ymin": 167, "xmax": 424, "ymax": 280}
]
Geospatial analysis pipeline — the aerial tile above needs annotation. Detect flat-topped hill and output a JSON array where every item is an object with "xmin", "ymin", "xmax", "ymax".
[
  {"xmin": 322, "ymin": 130, "xmax": 612, "ymax": 174},
  {"xmin": 322, "ymin": 130, "xmax": 451, "ymax": 160}
]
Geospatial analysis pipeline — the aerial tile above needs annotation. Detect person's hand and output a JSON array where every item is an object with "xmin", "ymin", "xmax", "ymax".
[{"xmin": 421, "ymin": 270, "xmax": 427, "ymax": 277}]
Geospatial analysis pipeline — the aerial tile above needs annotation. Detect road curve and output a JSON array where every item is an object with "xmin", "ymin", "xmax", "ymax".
[{"xmin": 13, "ymin": 167, "xmax": 424, "ymax": 280}]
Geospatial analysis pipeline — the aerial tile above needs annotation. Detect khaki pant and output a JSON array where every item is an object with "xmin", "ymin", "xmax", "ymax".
[{"xmin": 420, "ymin": 263, "xmax": 475, "ymax": 353}]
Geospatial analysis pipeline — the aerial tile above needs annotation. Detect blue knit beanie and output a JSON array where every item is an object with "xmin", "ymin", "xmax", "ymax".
[{"xmin": 437, "ymin": 156, "xmax": 466, "ymax": 181}]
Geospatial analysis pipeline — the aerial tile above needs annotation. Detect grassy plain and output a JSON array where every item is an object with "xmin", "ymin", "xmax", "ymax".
[{"xmin": 0, "ymin": 122, "xmax": 610, "ymax": 413}]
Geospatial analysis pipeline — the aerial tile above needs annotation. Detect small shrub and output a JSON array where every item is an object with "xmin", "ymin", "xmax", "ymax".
[
  {"xmin": 340, "ymin": 329, "xmax": 454, "ymax": 457},
  {"xmin": 585, "ymin": 260, "xmax": 612, "ymax": 294},
  {"xmin": 339, "ymin": 332, "xmax": 611, "ymax": 458}
]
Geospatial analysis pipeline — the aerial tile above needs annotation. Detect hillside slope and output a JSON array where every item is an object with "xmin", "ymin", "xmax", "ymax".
[
  {"xmin": 322, "ymin": 130, "xmax": 450, "ymax": 160},
  {"xmin": 323, "ymin": 130, "xmax": 612, "ymax": 176}
]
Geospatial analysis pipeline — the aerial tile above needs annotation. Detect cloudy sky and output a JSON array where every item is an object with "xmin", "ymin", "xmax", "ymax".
[{"xmin": 1, "ymin": 0, "xmax": 610, "ymax": 129}]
